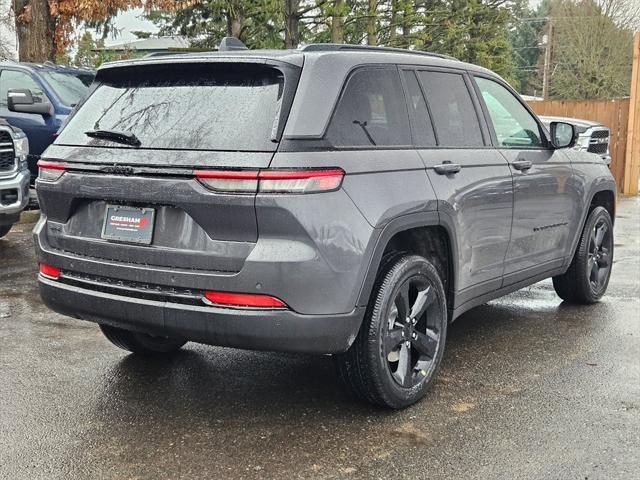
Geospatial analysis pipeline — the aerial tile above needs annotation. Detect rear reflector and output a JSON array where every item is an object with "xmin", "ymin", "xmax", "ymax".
[
  {"xmin": 37, "ymin": 160, "xmax": 65, "ymax": 182},
  {"xmin": 39, "ymin": 263, "xmax": 61, "ymax": 280},
  {"xmin": 194, "ymin": 168, "xmax": 344, "ymax": 194},
  {"xmin": 204, "ymin": 291, "xmax": 287, "ymax": 308}
]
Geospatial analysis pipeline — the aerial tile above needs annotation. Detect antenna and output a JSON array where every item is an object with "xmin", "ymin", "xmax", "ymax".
[{"xmin": 218, "ymin": 37, "xmax": 248, "ymax": 52}]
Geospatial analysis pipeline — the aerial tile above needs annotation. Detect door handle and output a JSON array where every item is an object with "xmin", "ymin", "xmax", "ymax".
[
  {"xmin": 433, "ymin": 163, "xmax": 462, "ymax": 175},
  {"xmin": 512, "ymin": 160, "xmax": 533, "ymax": 171}
]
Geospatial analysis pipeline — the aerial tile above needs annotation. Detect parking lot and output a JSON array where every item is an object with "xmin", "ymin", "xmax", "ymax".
[{"xmin": 1, "ymin": 197, "xmax": 638, "ymax": 480}]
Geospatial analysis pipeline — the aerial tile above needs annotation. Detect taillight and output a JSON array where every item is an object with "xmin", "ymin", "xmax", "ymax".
[
  {"xmin": 203, "ymin": 290, "xmax": 287, "ymax": 308},
  {"xmin": 259, "ymin": 169, "xmax": 344, "ymax": 193},
  {"xmin": 194, "ymin": 170, "xmax": 259, "ymax": 193},
  {"xmin": 37, "ymin": 160, "xmax": 65, "ymax": 182},
  {"xmin": 194, "ymin": 168, "xmax": 345, "ymax": 194},
  {"xmin": 39, "ymin": 263, "xmax": 61, "ymax": 280}
]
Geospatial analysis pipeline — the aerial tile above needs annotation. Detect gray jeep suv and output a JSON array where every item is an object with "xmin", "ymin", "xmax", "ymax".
[{"xmin": 35, "ymin": 42, "xmax": 616, "ymax": 408}]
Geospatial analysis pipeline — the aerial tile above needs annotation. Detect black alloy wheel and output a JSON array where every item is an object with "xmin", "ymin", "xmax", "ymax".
[
  {"xmin": 553, "ymin": 206, "xmax": 614, "ymax": 304},
  {"xmin": 587, "ymin": 217, "xmax": 613, "ymax": 292},
  {"xmin": 335, "ymin": 254, "xmax": 447, "ymax": 409},
  {"xmin": 384, "ymin": 277, "xmax": 441, "ymax": 388}
]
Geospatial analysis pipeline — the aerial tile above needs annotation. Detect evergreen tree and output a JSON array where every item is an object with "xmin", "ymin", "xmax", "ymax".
[{"xmin": 509, "ymin": 0, "xmax": 550, "ymax": 95}]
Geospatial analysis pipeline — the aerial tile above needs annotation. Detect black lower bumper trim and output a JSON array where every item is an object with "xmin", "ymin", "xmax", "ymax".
[
  {"xmin": 0, "ymin": 212, "xmax": 20, "ymax": 226},
  {"xmin": 39, "ymin": 277, "xmax": 364, "ymax": 354}
]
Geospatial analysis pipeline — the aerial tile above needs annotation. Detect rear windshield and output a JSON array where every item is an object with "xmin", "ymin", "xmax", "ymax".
[{"xmin": 56, "ymin": 64, "xmax": 287, "ymax": 151}]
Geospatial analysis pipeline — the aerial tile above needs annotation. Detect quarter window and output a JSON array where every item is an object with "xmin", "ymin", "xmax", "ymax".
[
  {"xmin": 326, "ymin": 68, "xmax": 410, "ymax": 147},
  {"xmin": 402, "ymin": 70, "xmax": 436, "ymax": 147},
  {"xmin": 474, "ymin": 76, "xmax": 544, "ymax": 149},
  {"xmin": 417, "ymin": 71, "xmax": 484, "ymax": 147}
]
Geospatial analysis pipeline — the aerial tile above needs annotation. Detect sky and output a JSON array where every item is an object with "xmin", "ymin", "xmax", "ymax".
[{"xmin": 100, "ymin": 8, "xmax": 160, "ymax": 46}]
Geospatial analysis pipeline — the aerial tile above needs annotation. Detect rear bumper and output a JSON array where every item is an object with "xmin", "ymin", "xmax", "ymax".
[{"xmin": 39, "ymin": 276, "xmax": 365, "ymax": 354}]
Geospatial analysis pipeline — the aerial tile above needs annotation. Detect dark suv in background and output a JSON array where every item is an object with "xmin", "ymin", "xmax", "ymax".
[
  {"xmin": 33, "ymin": 42, "xmax": 616, "ymax": 408},
  {"xmin": 0, "ymin": 61, "xmax": 95, "ymax": 183}
]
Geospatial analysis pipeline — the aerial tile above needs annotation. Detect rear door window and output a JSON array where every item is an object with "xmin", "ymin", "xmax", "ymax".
[
  {"xmin": 326, "ymin": 68, "xmax": 411, "ymax": 147},
  {"xmin": 56, "ymin": 64, "xmax": 289, "ymax": 151},
  {"xmin": 417, "ymin": 71, "xmax": 484, "ymax": 147}
]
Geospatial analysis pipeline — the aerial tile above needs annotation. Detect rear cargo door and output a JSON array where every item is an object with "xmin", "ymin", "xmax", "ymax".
[{"xmin": 38, "ymin": 61, "xmax": 299, "ymax": 273}]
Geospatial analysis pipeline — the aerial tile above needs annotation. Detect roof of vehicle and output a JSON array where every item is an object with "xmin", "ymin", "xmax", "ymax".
[
  {"xmin": 97, "ymin": 44, "xmax": 492, "ymax": 74},
  {"xmin": 539, "ymin": 115, "xmax": 604, "ymax": 129},
  {"xmin": 0, "ymin": 61, "xmax": 95, "ymax": 75},
  {"xmin": 95, "ymin": 44, "xmax": 500, "ymax": 139}
]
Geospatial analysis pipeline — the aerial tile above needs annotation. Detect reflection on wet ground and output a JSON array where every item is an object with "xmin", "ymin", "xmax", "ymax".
[{"xmin": 1, "ymin": 198, "xmax": 638, "ymax": 479}]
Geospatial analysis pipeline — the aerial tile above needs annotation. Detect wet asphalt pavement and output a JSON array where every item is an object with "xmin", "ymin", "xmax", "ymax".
[{"xmin": 1, "ymin": 198, "xmax": 639, "ymax": 480}]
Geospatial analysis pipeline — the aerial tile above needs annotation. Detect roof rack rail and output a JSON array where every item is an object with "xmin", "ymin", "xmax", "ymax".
[
  {"xmin": 301, "ymin": 44, "xmax": 456, "ymax": 61},
  {"xmin": 143, "ymin": 51, "xmax": 192, "ymax": 58}
]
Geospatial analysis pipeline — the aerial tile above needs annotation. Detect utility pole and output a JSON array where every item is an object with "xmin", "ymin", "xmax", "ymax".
[{"xmin": 542, "ymin": 19, "xmax": 554, "ymax": 100}]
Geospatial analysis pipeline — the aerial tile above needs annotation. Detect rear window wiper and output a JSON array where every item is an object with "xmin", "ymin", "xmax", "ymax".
[
  {"xmin": 85, "ymin": 129, "xmax": 141, "ymax": 147},
  {"xmin": 353, "ymin": 120, "xmax": 377, "ymax": 146}
]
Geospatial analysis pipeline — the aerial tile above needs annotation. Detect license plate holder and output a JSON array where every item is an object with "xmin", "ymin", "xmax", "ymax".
[{"xmin": 101, "ymin": 205, "xmax": 155, "ymax": 245}]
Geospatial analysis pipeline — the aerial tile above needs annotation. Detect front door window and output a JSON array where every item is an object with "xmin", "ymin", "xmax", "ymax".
[{"xmin": 474, "ymin": 77, "xmax": 544, "ymax": 149}]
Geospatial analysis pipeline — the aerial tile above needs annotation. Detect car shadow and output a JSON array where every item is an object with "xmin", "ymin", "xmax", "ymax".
[
  {"xmin": 90, "ymin": 290, "xmax": 607, "ymax": 422},
  {"xmin": 62, "ymin": 292, "xmax": 614, "ymax": 477}
]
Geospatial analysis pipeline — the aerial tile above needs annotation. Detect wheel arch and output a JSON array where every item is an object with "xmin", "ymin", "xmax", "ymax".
[
  {"xmin": 589, "ymin": 189, "xmax": 615, "ymax": 222},
  {"xmin": 566, "ymin": 182, "xmax": 617, "ymax": 267},
  {"xmin": 356, "ymin": 211, "xmax": 458, "ymax": 319}
]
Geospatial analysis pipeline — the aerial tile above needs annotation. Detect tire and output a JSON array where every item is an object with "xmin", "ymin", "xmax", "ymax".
[
  {"xmin": 99, "ymin": 324, "xmax": 187, "ymax": 355},
  {"xmin": 334, "ymin": 254, "xmax": 448, "ymax": 409},
  {"xmin": 0, "ymin": 225, "xmax": 11, "ymax": 239},
  {"xmin": 553, "ymin": 206, "xmax": 614, "ymax": 304}
]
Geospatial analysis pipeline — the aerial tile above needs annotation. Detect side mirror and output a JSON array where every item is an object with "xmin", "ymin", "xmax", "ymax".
[
  {"xmin": 550, "ymin": 121, "xmax": 577, "ymax": 149},
  {"xmin": 7, "ymin": 88, "xmax": 53, "ymax": 116}
]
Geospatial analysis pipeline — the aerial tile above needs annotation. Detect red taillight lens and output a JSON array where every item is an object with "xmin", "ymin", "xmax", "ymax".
[
  {"xmin": 194, "ymin": 168, "xmax": 345, "ymax": 194},
  {"xmin": 259, "ymin": 169, "xmax": 344, "ymax": 193},
  {"xmin": 39, "ymin": 263, "xmax": 61, "ymax": 279},
  {"xmin": 194, "ymin": 169, "xmax": 259, "ymax": 193},
  {"xmin": 203, "ymin": 291, "xmax": 287, "ymax": 308},
  {"xmin": 37, "ymin": 160, "xmax": 65, "ymax": 182}
]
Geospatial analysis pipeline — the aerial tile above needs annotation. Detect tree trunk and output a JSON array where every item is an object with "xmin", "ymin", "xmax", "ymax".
[
  {"xmin": 226, "ymin": 1, "xmax": 246, "ymax": 41},
  {"xmin": 284, "ymin": 0, "xmax": 300, "ymax": 49},
  {"xmin": 401, "ymin": 1, "xmax": 412, "ymax": 48},
  {"xmin": 330, "ymin": 0, "xmax": 345, "ymax": 43},
  {"xmin": 13, "ymin": 0, "xmax": 55, "ymax": 62},
  {"xmin": 367, "ymin": 0, "xmax": 377, "ymax": 45},
  {"xmin": 389, "ymin": 0, "xmax": 398, "ymax": 46}
]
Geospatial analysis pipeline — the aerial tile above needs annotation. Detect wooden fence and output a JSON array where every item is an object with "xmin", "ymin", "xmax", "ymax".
[
  {"xmin": 624, "ymin": 32, "xmax": 640, "ymax": 195},
  {"xmin": 527, "ymin": 98, "xmax": 631, "ymax": 192}
]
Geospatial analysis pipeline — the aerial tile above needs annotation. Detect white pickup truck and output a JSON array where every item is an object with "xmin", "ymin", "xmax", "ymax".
[
  {"xmin": 0, "ymin": 119, "xmax": 29, "ymax": 238},
  {"xmin": 540, "ymin": 115, "xmax": 612, "ymax": 166}
]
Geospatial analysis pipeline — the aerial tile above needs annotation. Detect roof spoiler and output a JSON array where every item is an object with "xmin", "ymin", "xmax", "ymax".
[{"xmin": 218, "ymin": 37, "xmax": 248, "ymax": 52}]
